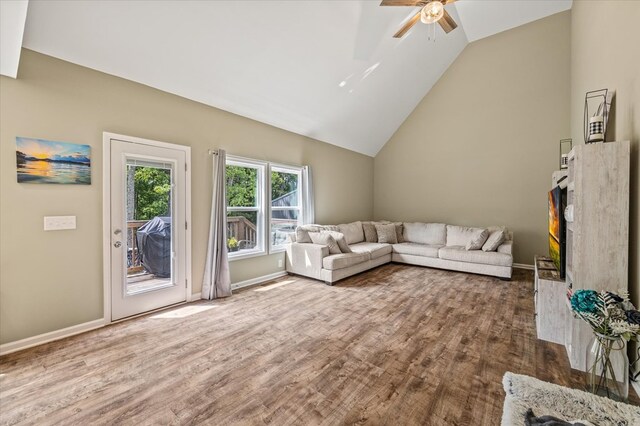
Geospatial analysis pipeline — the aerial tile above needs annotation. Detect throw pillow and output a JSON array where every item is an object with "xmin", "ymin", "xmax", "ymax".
[
  {"xmin": 482, "ymin": 229, "xmax": 505, "ymax": 252},
  {"xmin": 321, "ymin": 230, "xmax": 352, "ymax": 253},
  {"xmin": 308, "ymin": 232, "xmax": 341, "ymax": 254},
  {"xmin": 295, "ymin": 225, "xmax": 322, "ymax": 244},
  {"xmin": 394, "ymin": 223, "xmax": 405, "ymax": 243},
  {"xmin": 362, "ymin": 222, "xmax": 378, "ymax": 242},
  {"xmin": 465, "ymin": 228, "xmax": 489, "ymax": 251},
  {"xmin": 375, "ymin": 223, "xmax": 398, "ymax": 244}
]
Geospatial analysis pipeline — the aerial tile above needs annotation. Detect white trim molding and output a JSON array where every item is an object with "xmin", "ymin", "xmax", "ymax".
[
  {"xmin": 513, "ymin": 263, "xmax": 534, "ymax": 270},
  {"xmin": 231, "ymin": 271, "xmax": 288, "ymax": 291},
  {"xmin": 102, "ymin": 132, "xmax": 192, "ymax": 325},
  {"xmin": 0, "ymin": 319, "xmax": 105, "ymax": 356}
]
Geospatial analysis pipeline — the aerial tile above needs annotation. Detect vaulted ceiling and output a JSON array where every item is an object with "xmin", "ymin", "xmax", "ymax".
[{"xmin": 6, "ymin": 1, "xmax": 572, "ymax": 156}]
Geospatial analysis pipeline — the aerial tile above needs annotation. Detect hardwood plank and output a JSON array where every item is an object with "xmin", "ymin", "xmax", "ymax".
[{"xmin": 0, "ymin": 265, "xmax": 637, "ymax": 425}]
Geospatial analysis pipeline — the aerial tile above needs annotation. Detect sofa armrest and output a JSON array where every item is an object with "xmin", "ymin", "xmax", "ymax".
[
  {"xmin": 285, "ymin": 243, "xmax": 329, "ymax": 280},
  {"xmin": 497, "ymin": 240, "xmax": 513, "ymax": 256}
]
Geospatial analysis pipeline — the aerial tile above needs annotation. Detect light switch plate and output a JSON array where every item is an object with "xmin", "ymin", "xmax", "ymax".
[{"xmin": 44, "ymin": 216, "xmax": 76, "ymax": 231}]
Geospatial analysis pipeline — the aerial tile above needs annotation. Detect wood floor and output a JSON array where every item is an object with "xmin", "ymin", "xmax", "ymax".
[{"xmin": 0, "ymin": 264, "xmax": 637, "ymax": 425}]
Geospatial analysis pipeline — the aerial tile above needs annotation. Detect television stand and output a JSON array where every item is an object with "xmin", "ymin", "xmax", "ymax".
[{"xmin": 534, "ymin": 255, "xmax": 567, "ymax": 345}]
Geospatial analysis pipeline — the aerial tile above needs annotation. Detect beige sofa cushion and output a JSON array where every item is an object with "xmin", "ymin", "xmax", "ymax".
[
  {"xmin": 321, "ymin": 230, "xmax": 352, "ymax": 253},
  {"xmin": 497, "ymin": 240, "xmax": 513, "ymax": 255},
  {"xmin": 295, "ymin": 225, "xmax": 323, "ymax": 243},
  {"xmin": 308, "ymin": 232, "xmax": 341, "ymax": 254},
  {"xmin": 403, "ymin": 222, "xmax": 446, "ymax": 245},
  {"xmin": 338, "ymin": 221, "xmax": 365, "ymax": 245},
  {"xmin": 439, "ymin": 246, "xmax": 512, "ymax": 267},
  {"xmin": 350, "ymin": 242, "xmax": 392, "ymax": 259},
  {"xmin": 466, "ymin": 228, "xmax": 489, "ymax": 250},
  {"xmin": 392, "ymin": 242, "xmax": 440, "ymax": 258},
  {"xmin": 362, "ymin": 222, "xmax": 378, "ymax": 243},
  {"xmin": 483, "ymin": 229, "xmax": 505, "ymax": 252},
  {"xmin": 322, "ymin": 252, "xmax": 370, "ymax": 270},
  {"xmin": 446, "ymin": 225, "xmax": 487, "ymax": 247},
  {"xmin": 375, "ymin": 223, "xmax": 398, "ymax": 244}
]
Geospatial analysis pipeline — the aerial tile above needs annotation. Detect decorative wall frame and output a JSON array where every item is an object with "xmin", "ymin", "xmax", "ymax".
[
  {"xmin": 583, "ymin": 89, "xmax": 613, "ymax": 144},
  {"xmin": 16, "ymin": 137, "xmax": 91, "ymax": 184},
  {"xmin": 559, "ymin": 138, "xmax": 572, "ymax": 169}
]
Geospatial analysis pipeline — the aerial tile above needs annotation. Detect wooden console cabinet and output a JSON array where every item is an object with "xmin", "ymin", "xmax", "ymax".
[
  {"xmin": 534, "ymin": 256, "xmax": 566, "ymax": 345},
  {"xmin": 564, "ymin": 141, "xmax": 630, "ymax": 371}
]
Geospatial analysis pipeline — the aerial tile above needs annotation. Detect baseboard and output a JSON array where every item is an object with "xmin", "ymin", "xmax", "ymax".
[
  {"xmin": 232, "ymin": 271, "xmax": 288, "ymax": 291},
  {"xmin": 0, "ymin": 318, "xmax": 105, "ymax": 356},
  {"xmin": 513, "ymin": 263, "xmax": 534, "ymax": 270},
  {"xmin": 1, "ymin": 274, "xmax": 286, "ymax": 355}
]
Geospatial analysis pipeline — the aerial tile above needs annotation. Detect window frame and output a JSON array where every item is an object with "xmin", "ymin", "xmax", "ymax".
[
  {"xmin": 268, "ymin": 163, "xmax": 303, "ymax": 253},
  {"xmin": 226, "ymin": 156, "xmax": 267, "ymax": 261},
  {"xmin": 225, "ymin": 156, "xmax": 305, "ymax": 261}
]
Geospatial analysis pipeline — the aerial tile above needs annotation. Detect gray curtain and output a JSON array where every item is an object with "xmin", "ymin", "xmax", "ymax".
[
  {"xmin": 302, "ymin": 165, "xmax": 315, "ymax": 225},
  {"xmin": 202, "ymin": 149, "xmax": 232, "ymax": 299}
]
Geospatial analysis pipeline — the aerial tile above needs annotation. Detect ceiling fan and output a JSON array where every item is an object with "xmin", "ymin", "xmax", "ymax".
[{"xmin": 381, "ymin": 0, "xmax": 458, "ymax": 38}]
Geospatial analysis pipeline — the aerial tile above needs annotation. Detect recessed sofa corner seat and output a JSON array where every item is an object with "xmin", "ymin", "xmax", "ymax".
[{"xmin": 285, "ymin": 222, "xmax": 513, "ymax": 284}]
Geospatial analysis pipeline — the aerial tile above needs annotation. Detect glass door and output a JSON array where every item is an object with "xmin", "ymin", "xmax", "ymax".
[{"xmin": 109, "ymin": 138, "xmax": 187, "ymax": 321}]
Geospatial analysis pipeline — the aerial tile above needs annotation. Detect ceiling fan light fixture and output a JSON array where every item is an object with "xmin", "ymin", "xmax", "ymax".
[{"xmin": 420, "ymin": 1, "xmax": 445, "ymax": 24}]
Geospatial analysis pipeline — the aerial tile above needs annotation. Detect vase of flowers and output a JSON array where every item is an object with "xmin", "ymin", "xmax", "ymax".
[
  {"xmin": 570, "ymin": 289, "xmax": 640, "ymax": 402},
  {"xmin": 227, "ymin": 237, "xmax": 239, "ymax": 252}
]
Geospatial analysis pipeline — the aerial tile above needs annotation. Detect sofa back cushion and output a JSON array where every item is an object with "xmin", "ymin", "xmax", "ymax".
[
  {"xmin": 295, "ymin": 225, "xmax": 324, "ymax": 243},
  {"xmin": 447, "ymin": 225, "xmax": 488, "ymax": 247},
  {"xmin": 338, "ymin": 221, "xmax": 364, "ymax": 245},
  {"xmin": 403, "ymin": 223, "xmax": 446, "ymax": 245}
]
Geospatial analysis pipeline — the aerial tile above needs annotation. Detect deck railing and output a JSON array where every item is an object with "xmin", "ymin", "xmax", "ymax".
[
  {"xmin": 127, "ymin": 220, "xmax": 148, "ymax": 275},
  {"xmin": 227, "ymin": 216, "xmax": 257, "ymax": 248}
]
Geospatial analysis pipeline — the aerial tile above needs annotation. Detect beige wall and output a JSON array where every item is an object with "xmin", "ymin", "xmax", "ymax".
[
  {"xmin": 374, "ymin": 11, "xmax": 571, "ymax": 264},
  {"xmin": 570, "ymin": 1, "xmax": 640, "ymax": 312},
  {"xmin": 0, "ymin": 49, "xmax": 374, "ymax": 344}
]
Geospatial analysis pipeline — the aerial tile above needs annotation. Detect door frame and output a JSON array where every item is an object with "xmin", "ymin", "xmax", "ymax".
[{"xmin": 102, "ymin": 132, "xmax": 193, "ymax": 325}]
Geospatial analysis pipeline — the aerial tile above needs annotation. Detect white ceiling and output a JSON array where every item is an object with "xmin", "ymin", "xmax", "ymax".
[
  {"xmin": 19, "ymin": 0, "xmax": 571, "ymax": 156},
  {"xmin": 455, "ymin": 0, "xmax": 573, "ymax": 42}
]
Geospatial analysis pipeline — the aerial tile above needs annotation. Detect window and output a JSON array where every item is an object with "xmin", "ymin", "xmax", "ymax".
[
  {"xmin": 270, "ymin": 165, "xmax": 302, "ymax": 251},
  {"xmin": 225, "ymin": 156, "xmax": 304, "ymax": 259},
  {"xmin": 226, "ymin": 159, "xmax": 265, "ymax": 258}
]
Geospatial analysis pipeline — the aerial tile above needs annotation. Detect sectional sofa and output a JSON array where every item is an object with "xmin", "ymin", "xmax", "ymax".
[{"xmin": 285, "ymin": 221, "xmax": 513, "ymax": 284}]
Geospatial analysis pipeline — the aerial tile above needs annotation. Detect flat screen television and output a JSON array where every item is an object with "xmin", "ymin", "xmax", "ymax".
[{"xmin": 548, "ymin": 186, "xmax": 566, "ymax": 278}]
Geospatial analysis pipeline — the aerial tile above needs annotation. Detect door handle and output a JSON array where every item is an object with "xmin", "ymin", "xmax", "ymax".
[{"xmin": 114, "ymin": 241, "xmax": 122, "ymax": 248}]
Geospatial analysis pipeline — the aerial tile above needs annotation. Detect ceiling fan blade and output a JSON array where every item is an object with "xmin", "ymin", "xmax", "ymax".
[
  {"xmin": 380, "ymin": 0, "xmax": 422, "ymax": 6},
  {"xmin": 438, "ymin": 9, "xmax": 458, "ymax": 33},
  {"xmin": 393, "ymin": 11, "xmax": 421, "ymax": 38}
]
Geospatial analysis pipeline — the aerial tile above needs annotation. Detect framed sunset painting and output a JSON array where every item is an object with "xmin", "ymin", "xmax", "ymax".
[{"xmin": 16, "ymin": 137, "xmax": 91, "ymax": 184}]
